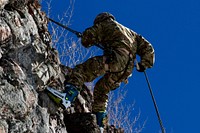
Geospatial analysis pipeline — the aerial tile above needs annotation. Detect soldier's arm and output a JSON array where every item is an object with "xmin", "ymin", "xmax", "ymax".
[
  {"xmin": 81, "ymin": 25, "xmax": 98, "ymax": 48},
  {"xmin": 136, "ymin": 35, "xmax": 155, "ymax": 68}
]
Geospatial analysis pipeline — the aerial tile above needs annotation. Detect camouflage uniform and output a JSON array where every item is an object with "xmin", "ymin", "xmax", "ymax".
[{"xmin": 67, "ymin": 12, "xmax": 155, "ymax": 112}]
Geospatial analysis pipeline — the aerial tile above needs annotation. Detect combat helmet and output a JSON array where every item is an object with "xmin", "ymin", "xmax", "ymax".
[{"xmin": 94, "ymin": 12, "xmax": 115, "ymax": 25}]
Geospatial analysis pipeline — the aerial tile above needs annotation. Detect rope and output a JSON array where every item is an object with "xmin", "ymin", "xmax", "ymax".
[
  {"xmin": 48, "ymin": 17, "xmax": 82, "ymax": 38},
  {"xmin": 143, "ymin": 71, "xmax": 165, "ymax": 133}
]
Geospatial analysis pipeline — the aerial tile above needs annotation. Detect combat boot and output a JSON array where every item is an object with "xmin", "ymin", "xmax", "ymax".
[
  {"xmin": 95, "ymin": 111, "xmax": 108, "ymax": 130},
  {"xmin": 46, "ymin": 83, "xmax": 79, "ymax": 109}
]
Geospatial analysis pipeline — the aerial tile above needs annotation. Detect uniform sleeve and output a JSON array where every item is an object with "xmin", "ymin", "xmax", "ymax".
[
  {"xmin": 136, "ymin": 35, "xmax": 155, "ymax": 68},
  {"xmin": 81, "ymin": 26, "xmax": 98, "ymax": 48}
]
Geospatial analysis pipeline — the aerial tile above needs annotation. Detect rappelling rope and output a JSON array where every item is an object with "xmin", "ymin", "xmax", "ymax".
[
  {"xmin": 143, "ymin": 70, "xmax": 165, "ymax": 133},
  {"xmin": 135, "ymin": 59, "xmax": 165, "ymax": 133}
]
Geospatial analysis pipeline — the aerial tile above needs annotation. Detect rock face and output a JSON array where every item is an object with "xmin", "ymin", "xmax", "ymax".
[{"xmin": 0, "ymin": 1, "xmax": 124, "ymax": 133}]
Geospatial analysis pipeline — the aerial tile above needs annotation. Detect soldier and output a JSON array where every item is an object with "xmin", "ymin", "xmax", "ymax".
[{"xmin": 48, "ymin": 12, "xmax": 155, "ymax": 128}]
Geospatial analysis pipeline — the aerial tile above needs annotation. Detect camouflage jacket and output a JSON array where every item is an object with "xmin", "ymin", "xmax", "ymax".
[{"xmin": 81, "ymin": 19, "xmax": 155, "ymax": 68}]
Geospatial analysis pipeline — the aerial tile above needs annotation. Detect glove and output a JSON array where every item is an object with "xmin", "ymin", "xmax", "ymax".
[{"xmin": 136, "ymin": 62, "xmax": 146, "ymax": 72}]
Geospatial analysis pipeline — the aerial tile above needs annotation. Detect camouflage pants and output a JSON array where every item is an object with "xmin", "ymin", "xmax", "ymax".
[{"xmin": 67, "ymin": 48, "xmax": 134, "ymax": 112}]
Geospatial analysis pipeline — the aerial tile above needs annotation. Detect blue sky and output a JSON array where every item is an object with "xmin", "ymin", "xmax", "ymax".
[{"xmin": 42, "ymin": 0, "xmax": 200, "ymax": 132}]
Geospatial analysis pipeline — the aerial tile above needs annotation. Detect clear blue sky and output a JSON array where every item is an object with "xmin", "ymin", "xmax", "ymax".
[{"xmin": 42, "ymin": 0, "xmax": 200, "ymax": 132}]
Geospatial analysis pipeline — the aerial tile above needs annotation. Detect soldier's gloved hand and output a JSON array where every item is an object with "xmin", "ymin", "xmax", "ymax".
[{"xmin": 136, "ymin": 62, "xmax": 146, "ymax": 72}]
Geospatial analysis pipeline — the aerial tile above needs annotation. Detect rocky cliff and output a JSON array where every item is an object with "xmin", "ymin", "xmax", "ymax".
[{"xmin": 0, "ymin": 1, "xmax": 123, "ymax": 133}]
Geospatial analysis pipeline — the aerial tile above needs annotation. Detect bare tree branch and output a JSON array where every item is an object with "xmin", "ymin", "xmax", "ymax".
[{"xmin": 108, "ymin": 86, "xmax": 146, "ymax": 133}]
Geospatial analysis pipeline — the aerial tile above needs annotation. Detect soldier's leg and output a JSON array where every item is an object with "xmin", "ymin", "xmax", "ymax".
[
  {"xmin": 92, "ymin": 51, "xmax": 134, "ymax": 112},
  {"xmin": 92, "ymin": 55, "xmax": 134, "ymax": 127},
  {"xmin": 92, "ymin": 73, "xmax": 120, "ymax": 112},
  {"xmin": 47, "ymin": 56, "xmax": 108, "ymax": 109},
  {"xmin": 62, "ymin": 55, "xmax": 108, "ymax": 107},
  {"xmin": 66, "ymin": 55, "xmax": 107, "ymax": 89},
  {"xmin": 92, "ymin": 73, "xmax": 120, "ymax": 128}
]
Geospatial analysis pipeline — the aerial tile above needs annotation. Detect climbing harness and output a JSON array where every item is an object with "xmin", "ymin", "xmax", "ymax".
[{"xmin": 112, "ymin": 52, "xmax": 133, "ymax": 84}]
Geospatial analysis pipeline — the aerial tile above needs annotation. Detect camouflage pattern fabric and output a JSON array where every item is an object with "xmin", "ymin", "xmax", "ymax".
[{"xmin": 67, "ymin": 12, "xmax": 155, "ymax": 112}]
